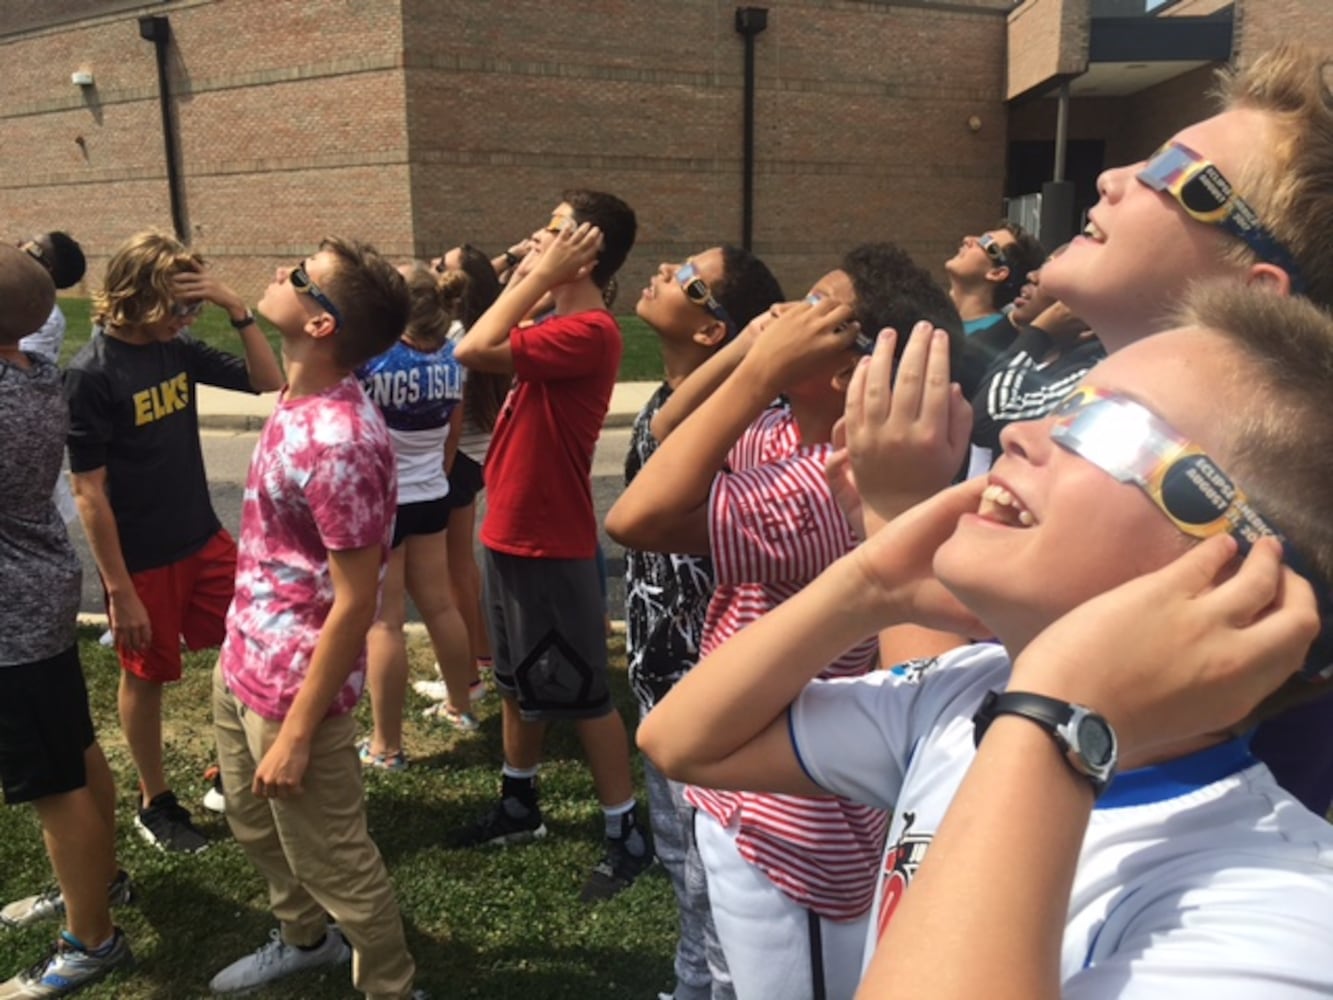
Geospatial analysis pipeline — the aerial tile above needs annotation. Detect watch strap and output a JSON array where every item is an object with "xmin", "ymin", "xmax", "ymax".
[
  {"xmin": 973, "ymin": 690, "xmax": 1073, "ymax": 746},
  {"xmin": 229, "ymin": 311, "xmax": 256, "ymax": 330},
  {"xmin": 973, "ymin": 690, "xmax": 1115, "ymax": 797}
]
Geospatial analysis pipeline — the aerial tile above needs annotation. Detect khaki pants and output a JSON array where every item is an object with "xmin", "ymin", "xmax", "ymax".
[{"xmin": 212, "ymin": 665, "xmax": 415, "ymax": 999}]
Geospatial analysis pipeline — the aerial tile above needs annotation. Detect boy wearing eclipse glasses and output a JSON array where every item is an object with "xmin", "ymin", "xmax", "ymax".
[
  {"xmin": 208, "ymin": 238, "xmax": 426, "ymax": 998},
  {"xmin": 624, "ymin": 245, "xmax": 783, "ymax": 1000},
  {"xmin": 1034, "ymin": 43, "xmax": 1333, "ymax": 813},
  {"xmin": 61, "ymin": 230, "xmax": 281, "ymax": 856},
  {"xmin": 608, "ymin": 244, "xmax": 960, "ymax": 1000},
  {"xmin": 640, "ymin": 282, "xmax": 1333, "ymax": 998},
  {"xmin": 851, "ymin": 44, "xmax": 1333, "ymax": 814}
]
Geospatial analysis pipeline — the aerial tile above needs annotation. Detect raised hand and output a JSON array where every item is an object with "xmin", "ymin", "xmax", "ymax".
[
  {"xmin": 530, "ymin": 222, "xmax": 603, "ymax": 287},
  {"xmin": 848, "ymin": 477, "xmax": 989, "ymax": 637},
  {"xmin": 845, "ymin": 321, "xmax": 972, "ymax": 524},
  {"xmin": 171, "ymin": 269, "xmax": 247, "ymax": 316},
  {"xmin": 1011, "ymin": 535, "xmax": 1320, "ymax": 758},
  {"xmin": 740, "ymin": 293, "xmax": 858, "ymax": 391}
]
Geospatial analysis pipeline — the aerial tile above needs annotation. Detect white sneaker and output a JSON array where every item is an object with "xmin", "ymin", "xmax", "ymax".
[
  {"xmin": 201, "ymin": 786, "xmax": 227, "ymax": 814},
  {"xmin": 209, "ymin": 927, "xmax": 349, "ymax": 994},
  {"xmin": 411, "ymin": 679, "xmax": 449, "ymax": 701}
]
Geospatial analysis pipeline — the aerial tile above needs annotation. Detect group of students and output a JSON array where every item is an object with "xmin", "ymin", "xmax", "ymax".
[{"xmin": 2, "ymin": 39, "xmax": 1333, "ymax": 1000}]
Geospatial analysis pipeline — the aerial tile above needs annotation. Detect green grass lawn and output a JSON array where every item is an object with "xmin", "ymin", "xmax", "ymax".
[
  {"xmin": 0, "ymin": 628, "xmax": 676, "ymax": 999},
  {"xmin": 54, "ymin": 300, "xmax": 664, "ymax": 383}
]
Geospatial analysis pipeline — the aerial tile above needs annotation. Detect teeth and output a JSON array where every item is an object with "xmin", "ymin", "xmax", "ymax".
[
  {"xmin": 1083, "ymin": 221, "xmax": 1106, "ymax": 242},
  {"xmin": 979, "ymin": 484, "xmax": 1034, "ymax": 527}
]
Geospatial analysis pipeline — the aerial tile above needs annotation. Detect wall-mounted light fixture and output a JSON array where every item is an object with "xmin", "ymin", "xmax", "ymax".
[{"xmin": 71, "ymin": 69, "xmax": 94, "ymax": 87}]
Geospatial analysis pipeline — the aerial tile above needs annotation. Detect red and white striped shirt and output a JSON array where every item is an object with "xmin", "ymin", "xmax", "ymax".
[
  {"xmin": 725, "ymin": 405, "xmax": 800, "ymax": 473},
  {"xmin": 687, "ymin": 425, "xmax": 884, "ymax": 921}
]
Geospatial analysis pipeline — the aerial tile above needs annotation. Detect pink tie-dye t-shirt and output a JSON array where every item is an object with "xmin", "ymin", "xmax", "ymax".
[{"xmin": 220, "ymin": 375, "xmax": 396, "ymax": 721}]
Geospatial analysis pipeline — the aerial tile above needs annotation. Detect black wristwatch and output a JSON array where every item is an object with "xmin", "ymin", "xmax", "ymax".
[
  {"xmin": 972, "ymin": 690, "xmax": 1118, "ymax": 797},
  {"xmin": 229, "ymin": 311, "xmax": 257, "ymax": 330}
]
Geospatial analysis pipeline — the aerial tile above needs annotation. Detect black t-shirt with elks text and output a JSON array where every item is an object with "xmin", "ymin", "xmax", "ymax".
[{"xmin": 64, "ymin": 329, "xmax": 256, "ymax": 573}]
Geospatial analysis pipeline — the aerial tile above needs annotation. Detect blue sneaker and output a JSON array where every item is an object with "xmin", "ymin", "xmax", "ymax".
[{"xmin": 0, "ymin": 929, "xmax": 132, "ymax": 998}]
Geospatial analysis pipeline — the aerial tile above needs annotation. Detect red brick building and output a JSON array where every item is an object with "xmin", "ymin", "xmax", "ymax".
[{"xmin": 1, "ymin": 0, "xmax": 1327, "ymax": 301}]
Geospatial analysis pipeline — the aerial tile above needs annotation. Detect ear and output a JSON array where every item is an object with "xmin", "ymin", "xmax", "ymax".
[
  {"xmin": 691, "ymin": 319, "xmax": 728, "ymax": 348},
  {"xmin": 831, "ymin": 359, "xmax": 858, "ymax": 393},
  {"xmin": 986, "ymin": 265, "xmax": 1011, "ymax": 286},
  {"xmin": 304, "ymin": 312, "xmax": 338, "ymax": 340},
  {"xmin": 1245, "ymin": 262, "xmax": 1294, "ymax": 297}
]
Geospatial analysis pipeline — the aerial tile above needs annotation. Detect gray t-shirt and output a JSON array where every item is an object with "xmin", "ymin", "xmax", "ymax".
[{"xmin": 0, "ymin": 351, "xmax": 81, "ymax": 665}]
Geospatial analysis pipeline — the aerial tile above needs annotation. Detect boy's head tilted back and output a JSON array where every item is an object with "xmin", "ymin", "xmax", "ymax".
[
  {"xmin": 0, "ymin": 244, "xmax": 56, "ymax": 345},
  {"xmin": 635, "ymin": 245, "xmax": 783, "ymax": 346},
  {"xmin": 22, "ymin": 231, "xmax": 86, "ymax": 290},
  {"xmin": 935, "ymin": 282, "xmax": 1333, "ymax": 663},
  {"xmin": 1043, "ymin": 44, "xmax": 1333, "ymax": 349},
  {"xmin": 94, "ymin": 229, "xmax": 202, "ymax": 331},
  {"xmin": 562, "ymin": 188, "xmax": 637, "ymax": 289},
  {"xmin": 309, "ymin": 236, "xmax": 409, "ymax": 370},
  {"xmin": 990, "ymin": 221, "xmax": 1046, "ymax": 311},
  {"xmin": 843, "ymin": 242, "xmax": 962, "ymax": 365}
]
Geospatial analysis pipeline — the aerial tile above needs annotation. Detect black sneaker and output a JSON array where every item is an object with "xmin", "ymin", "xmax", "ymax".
[
  {"xmin": 448, "ymin": 799, "xmax": 547, "ymax": 848},
  {"xmin": 135, "ymin": 791, "xmax": 209, "ymax": 854},
  {"xmin": 580, "ymin": 832, "xmax": 655, "ymax": 902}
]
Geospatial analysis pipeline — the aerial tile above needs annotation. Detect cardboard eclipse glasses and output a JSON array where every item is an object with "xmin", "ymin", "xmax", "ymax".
[{"xmin": 1050, "ymin": 385, "xmax": 1331, "ymax": 679}]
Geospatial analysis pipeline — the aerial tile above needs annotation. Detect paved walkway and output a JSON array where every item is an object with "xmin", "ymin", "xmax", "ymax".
[{"xmin": 196, "ymin": 381, "xmax": 659, "ymax": 430}]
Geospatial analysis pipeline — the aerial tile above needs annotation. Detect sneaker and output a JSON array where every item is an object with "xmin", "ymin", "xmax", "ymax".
[
  {"xmin": 202, "ymin": 766, "xmax": 226, "ymax": 814},
  {"xmin": 357, "ymin": 739, "xmax": 408, "ymax": 772},
  {"xmin": 411, "ymin": 678, "xmax": 449, "ymax": 702},
  {"xmin": 580, "ymin": 834, "xmax": 656, "ymax": 902},
  {"xmin": 421, "ymin": 702, "xmax": 479, "ymax": 732},
  {"xmin": 413, "ymin": 677, "xmax": 489, "ymax": 705},
  {"xmin": 449, "ymin": 800, "xmax": 547, "ymax": 848},
  {"xmin": 0, "ymin": 871, "xmax": 134, "ymax": 930},
  {"xmin": 135, "ymin": 791, "xmax": 209, "ymax": 854},
  {"xmin": 0, "ymin": 929, "xmax": 132, "ymax": 999},
  {"xmin": 209, "ymin": 927, "xmax": 350, "ymax": 994}
]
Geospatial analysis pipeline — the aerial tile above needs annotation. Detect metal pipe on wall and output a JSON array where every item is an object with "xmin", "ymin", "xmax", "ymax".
[
  {"xmin": 139, "ymin": 15, "xmax": 187, "ymax": 242},
  {"xmin": 735, "ymin": 7, "xmax": 768, "ymax": 251}
]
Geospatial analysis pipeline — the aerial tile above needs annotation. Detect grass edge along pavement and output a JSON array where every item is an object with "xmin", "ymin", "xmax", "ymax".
[
  {"xmin": 0, "ymin": 627, "xmax": 676, "ymax": 999},
  {"xmin": 53, "ymin": 298, "xmax": 666, "ymax": 384}
]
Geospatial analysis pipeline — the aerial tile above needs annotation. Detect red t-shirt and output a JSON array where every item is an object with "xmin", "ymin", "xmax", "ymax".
[{"xmin": 481, "ymin": 309, "xmax": 621, "ymax": 559}]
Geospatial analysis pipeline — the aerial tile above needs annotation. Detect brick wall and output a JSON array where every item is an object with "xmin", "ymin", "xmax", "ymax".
[
  {"xmin": 3, "ymin": 0, "xmax": 412, "ymax": 300},
  {"xmin": 1007, "ymin": 0, "xmax": 1091, "ymax": 100},
  {"xmin": 3, "ymin": 0, "xmax": 1011, "ymax": 305},
  {"xmin": 1235, "ymin": 0, "xmax": 1333, "ymax": 67}
]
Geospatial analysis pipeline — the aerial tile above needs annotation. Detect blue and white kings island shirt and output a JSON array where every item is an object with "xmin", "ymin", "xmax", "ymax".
[{"xmin": 358, "ymin": 339, "xmax": 465, "ymax": 503}]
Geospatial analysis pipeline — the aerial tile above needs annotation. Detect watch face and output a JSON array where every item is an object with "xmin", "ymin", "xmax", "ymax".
[{"xmin": 1077, "ymin": 717, "xmax": 1115, "ymax": 768}]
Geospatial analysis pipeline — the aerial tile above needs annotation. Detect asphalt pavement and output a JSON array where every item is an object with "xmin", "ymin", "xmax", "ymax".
[{"xmin": 70, "ymin": 383, "xmax": 659, "ymax": 622}]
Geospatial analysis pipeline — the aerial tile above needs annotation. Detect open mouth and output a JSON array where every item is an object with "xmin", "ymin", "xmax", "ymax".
[
  {"xmin": 1082, "ymin": 219, "xmax": 1107, "ymax": 243},
  {"xmin": 978, "ymin": 483, "xmax": 1034, "ymax": 527}
]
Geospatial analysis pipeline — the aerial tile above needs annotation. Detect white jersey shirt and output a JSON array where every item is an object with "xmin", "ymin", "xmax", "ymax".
[{"xmin": 790, "ymin": 643, "xmax": 1333, "ymax": 998}]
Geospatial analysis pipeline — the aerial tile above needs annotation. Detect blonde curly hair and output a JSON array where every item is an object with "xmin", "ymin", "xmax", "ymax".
[{"xmin": 93, "ymin": 230, "xmax": 203, "ymax": 330}]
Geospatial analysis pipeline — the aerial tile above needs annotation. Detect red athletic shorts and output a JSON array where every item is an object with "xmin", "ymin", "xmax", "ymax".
[{"xmin": 114, "ymin": 530, "xmax": 237, "ymax": 683}]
